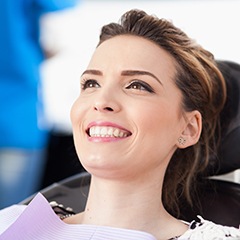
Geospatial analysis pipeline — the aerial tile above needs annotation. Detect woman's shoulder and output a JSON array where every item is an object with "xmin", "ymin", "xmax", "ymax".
[
  {"xmin": 178, "ymin": 216, "xmax": 240, "ymax": 240},
  {"xmin": 0, "ymin": 204, "xmax": 27, "ymax": 234}
]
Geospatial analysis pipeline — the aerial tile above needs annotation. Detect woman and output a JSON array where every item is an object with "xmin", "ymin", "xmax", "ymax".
[{"xmin": 0, "ymin": 9, "xmax": 239, "ymax": 240}]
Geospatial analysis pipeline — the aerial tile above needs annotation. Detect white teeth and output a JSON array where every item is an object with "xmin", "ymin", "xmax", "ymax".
[
  {"xmin": 108, "ymin": 128, "xmax": 113, "ymax": 136},
  {"xmin": 88, "ymin": 126, "xmax": 130, "ymax": 138},
  {"xmin": 113, "ymin": 128, "xmax": 119, "ymax": 137},
  {"xmin": 100, "ymin": 127, "xmax": 108, "ymax": 135},
  {"xmin": 89, "ymin": 127, "xmax": 94, "ymax": 136}
]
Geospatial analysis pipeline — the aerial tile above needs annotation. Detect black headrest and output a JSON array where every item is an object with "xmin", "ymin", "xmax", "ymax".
[{"xmin": 208, "ymin": 60, "xmax": 240, "ymax": 175}]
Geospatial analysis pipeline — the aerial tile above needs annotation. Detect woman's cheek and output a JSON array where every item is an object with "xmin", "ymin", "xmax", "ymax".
[{"xmin": 70, "ymin": 98, "xmax": 84, "ymax": 124}]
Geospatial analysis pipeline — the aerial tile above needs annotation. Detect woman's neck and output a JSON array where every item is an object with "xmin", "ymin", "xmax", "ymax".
[
  {"xmin": 83, "ymin": 175, "xmax": 165, "ymax": 227},
  {"xmin": 65, "ymin": 174, "xmax": 188, "ymax": 239}
]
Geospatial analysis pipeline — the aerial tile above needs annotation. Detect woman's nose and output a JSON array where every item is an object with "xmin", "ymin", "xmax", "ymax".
[{"xmin": 93, "ymin": 92, "xmax": 121, "ymax": 113}]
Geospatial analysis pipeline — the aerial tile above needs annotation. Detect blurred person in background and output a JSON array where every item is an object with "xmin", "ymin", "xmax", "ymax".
[{"xmin": 0, "ymin": 0, "xmax": 78, "ymax": 209}]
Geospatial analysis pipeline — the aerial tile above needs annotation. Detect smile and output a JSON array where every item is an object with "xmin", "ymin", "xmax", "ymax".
[{"xmin": 88, "ymin": 126, "xmax": 131, "ymax": 138}]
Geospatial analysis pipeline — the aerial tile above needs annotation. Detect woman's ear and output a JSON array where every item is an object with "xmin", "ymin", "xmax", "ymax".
[{"xmin": 177, "ymin": 110, "xmax": 202, "ymax": 149}]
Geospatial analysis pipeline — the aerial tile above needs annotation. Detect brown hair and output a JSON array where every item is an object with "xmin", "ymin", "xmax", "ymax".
[{"xmin": 97, "ymin": 9, "xmax": 226, "ymax": 216}]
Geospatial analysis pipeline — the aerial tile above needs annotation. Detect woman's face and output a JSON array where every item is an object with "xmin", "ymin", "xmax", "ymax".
[{"xmin": 71, "ymin": 35, "xmax": 186, "ymax": 180}]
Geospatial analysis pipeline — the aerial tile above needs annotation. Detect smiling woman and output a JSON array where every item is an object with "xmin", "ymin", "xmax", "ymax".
[
  {"xmin": 0, "ymin": 8, "xmax": 239, "ymax": 240},
  {"xmin": 71, "ymin": 34, "xmax": 186, "ymax": 187}
]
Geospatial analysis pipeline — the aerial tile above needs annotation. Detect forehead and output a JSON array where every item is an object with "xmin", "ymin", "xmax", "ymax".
[{"xmin": 87, "ymin": 35, "xmax": 176, "ymax": 80}]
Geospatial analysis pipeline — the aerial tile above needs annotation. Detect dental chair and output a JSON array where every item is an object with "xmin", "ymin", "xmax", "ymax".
[{"xmin": 21, "ymin": 60, "xmax": 240, "ymax": 228}]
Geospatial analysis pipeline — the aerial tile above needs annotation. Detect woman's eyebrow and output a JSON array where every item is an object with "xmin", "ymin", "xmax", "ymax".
[
  {"xmin": 81, "ymin": 69, "xmax": 163, "ymax": 86},
  {"xmin": 81, "ymin": 69, "xmax": 103, "ymax": 76},
  {"xmin": 121, "ymin": 70, "xmax": 163, "ymax": 86}
]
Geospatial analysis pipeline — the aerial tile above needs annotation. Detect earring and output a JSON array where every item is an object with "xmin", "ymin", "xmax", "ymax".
[{"xmin": 178, "ymin": 137, "xmax": 186, "ymax": 145}]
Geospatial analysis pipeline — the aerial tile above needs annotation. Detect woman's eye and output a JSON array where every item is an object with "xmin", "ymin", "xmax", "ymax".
[
  {"xmin": 126, "ymin": 80, "xmax": 154, "ymax": 93},
  {"xmin": 81, "ymin": 79, "xmax": 100, "ymax": 90}
]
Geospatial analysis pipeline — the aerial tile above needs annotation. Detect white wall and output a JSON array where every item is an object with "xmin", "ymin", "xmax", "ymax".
[{"xmin": 40, "ymin": 0, "xmax": 240, "ymax": 132}]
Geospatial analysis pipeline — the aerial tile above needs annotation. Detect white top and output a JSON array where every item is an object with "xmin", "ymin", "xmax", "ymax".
[{"xmin": 0, "ymin": 193, "xmax": 239, "ymax": 240}]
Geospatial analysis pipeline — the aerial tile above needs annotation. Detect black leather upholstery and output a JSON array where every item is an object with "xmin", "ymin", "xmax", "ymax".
[
  {"xmin": 179, "ymin": 179, "xmax": 240, "ymax": 227},
  {"xmin": 21, "ymin": 172, "xmax": 90, "ymax": 213},
  {"xmin": 209, "ymin": 60, "xmax": 240, "ymax": 175}
]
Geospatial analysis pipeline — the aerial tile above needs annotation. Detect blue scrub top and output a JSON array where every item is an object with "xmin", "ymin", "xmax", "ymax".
[{"xmin": 0, "ymin": 0, "xmax": 78, "ymax": 149}]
